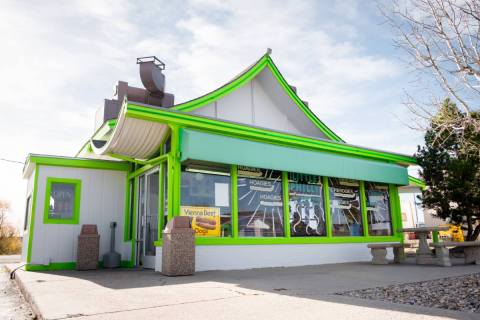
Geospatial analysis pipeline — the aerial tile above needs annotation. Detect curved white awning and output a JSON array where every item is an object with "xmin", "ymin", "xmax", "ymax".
[{"xmin": 91, "ymin": 102, "xmax": 169, "ymax": 159}]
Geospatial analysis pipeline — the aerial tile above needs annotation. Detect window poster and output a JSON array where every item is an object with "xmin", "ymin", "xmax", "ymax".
[
  {"xmin": 329, "ymin": 178, "xmax": 363, "ymax": 236},
  {"xmin": 237, "ymin": 166, "xmax": 284, "ymax": 237},
  {"xmin": 288, "ymin": 173, "xmax": 326, "ymax": 236},
  {"xmin": 180, "ymin": 206, "xmax": 221, "ymax": 236},
  {"xmin": 365, "ymin": 182, "xmax": 392, "ymax": 236}
]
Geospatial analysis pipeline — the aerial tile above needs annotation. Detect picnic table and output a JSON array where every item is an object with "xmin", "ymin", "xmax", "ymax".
[{"xmin": 401, "ymin": 226, "xmax": 449, "ymax": 264}]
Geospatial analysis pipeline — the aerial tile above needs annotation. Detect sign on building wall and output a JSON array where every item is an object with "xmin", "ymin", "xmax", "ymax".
[{"xmin": 180, "ymin": 206, "xmax": 221, "ymax": 236}]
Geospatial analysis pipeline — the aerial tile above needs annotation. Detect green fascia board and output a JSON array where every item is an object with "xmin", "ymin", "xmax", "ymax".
[
  {"xmin": 126, "ymin": 103, "xmax": 416, "ymax": 165},
  {"xmin": 408, "ymin": 175, "xmax": 426, "ymax": 188},
  {"xmin": 170, "ymin": 54, "xmax": 343, "ymax": 142},
  {"xmin": 181, "ymin": 129, "xmax": 409, "ymax": 185},
  {"xmin": 26, "ymin": 164, "xmax": 39, "ymax": 263},
  {"xmin": 25, "ymin": 154, "xmax": 131, "ymax": 173}
]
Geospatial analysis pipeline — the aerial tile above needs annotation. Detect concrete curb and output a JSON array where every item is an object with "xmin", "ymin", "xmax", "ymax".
[{"xmin": 5, "ymin": 264, "xmax": 43, "ymax": 320}]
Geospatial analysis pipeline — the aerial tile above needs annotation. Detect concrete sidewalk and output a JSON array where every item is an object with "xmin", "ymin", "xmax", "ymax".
[{"xmin": 8, "ymin": 262, "xmax": 480, "ymax": 320}]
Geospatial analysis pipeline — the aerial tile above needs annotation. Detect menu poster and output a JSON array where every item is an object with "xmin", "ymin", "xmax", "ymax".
[
  {"xmin": 237, "ymin": 167, "xmax": 284, "ymax": 237},
  {"xmin": 365, "ymin": 182, "xmax": 391, "ymax": 232},
  {"xmin": 288, "ymin": 173, "xmax": 326, "ymax": 237},
  {"xmin": 328, "ymin": 178, "xmax": 362, "ymax": 236},
  {"xmin": 180, "ymin": 206, "xmax": 221, "ymax": 237}
]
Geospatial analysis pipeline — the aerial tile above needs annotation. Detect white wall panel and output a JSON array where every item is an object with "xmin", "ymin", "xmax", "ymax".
[
  {"xmin": 154, "ymin": 243, "xmax": 393, "ymax": 272},
  {"xmin": 29, "ymin": 165, "xmax": 131, "ymax": 265}
]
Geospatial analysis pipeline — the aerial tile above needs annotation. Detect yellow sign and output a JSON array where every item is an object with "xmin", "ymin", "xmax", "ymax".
[{"xmin": 180, "ymin": 206, "xmax": 221, "ymax": 237}]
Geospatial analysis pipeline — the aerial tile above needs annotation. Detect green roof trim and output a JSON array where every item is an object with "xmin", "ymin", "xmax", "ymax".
[
  {"xmin": 171, "ymin": 54, "xmax": 344, "ymax": 142},
  {"xmin": 25, "ymin": 154, "xmax": 131, "ymax": 173},
  {"xmin": 408, "ymin": 175, "xmax": 426, "ymax": 188},
  {"xmin": 125, "ymin": 102, "xmax": 416, "ymax": 165}
]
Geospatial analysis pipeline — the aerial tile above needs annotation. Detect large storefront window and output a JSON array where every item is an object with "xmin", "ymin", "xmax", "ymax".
[
  {"xmin": 288, "ymin": 172, "xmax": 326, "ymax": 237},
  {"xmin": 180, "ymin": 165, "xmax": 231, "ymax": 237},
  {"xmin": 329, "ymin": 178, "xmax": 363, "ymax": 236},
  {"xmin": 365, "ymin": 182, "xmax": 392, "ymax": 236},
  {"xmin": 238, "ymin": 166, "xmax": 284, "ymax": 237}
]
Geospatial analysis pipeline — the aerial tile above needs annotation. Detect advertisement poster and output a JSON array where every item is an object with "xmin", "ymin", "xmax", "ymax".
[
  {"xmin": 237, "ymin": 167, "xmax": 284, "ymax": 237},
  {"xmin": 329, "ymin": 178, "xmax": 362, "ymax": 236},
  {"xmin": 180, "ymin": 206, "xmax": 221, "ymax": 236}
]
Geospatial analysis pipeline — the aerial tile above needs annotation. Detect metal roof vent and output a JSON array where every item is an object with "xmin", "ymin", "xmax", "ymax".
[{"xmin": 137, "ymin": 56, "xmax": 166, "ymax": 96}]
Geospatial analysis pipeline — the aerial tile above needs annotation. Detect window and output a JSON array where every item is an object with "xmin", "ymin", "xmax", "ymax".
[
  {"xmin": 288, "ymin": 172, "xmax": 326, "ymax": 237},
  {"xmin": 328, "ymin": 178, "xmax": 363, "ymax": 236},
  {"xmin": 24, "ymin": 196, "xmax": 31, "ymax": 231},
  {"xmin": 365, "ymin": 182, "xmax": 392, "ymax": 236},
  {"xmin": 43, "ymin": 178, "xmax": 81, "ymax": 224},
  {"xmin": 238, "ymin": 166, "xmax": 284, "ymax": 237},
  {"xmin": 180, "ymin": 164, "xmax": 231, "ymax": 237}
]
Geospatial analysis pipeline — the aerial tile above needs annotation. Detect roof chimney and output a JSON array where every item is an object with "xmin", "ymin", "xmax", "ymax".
[{"xmin": 137, "ymin": 56, "xmax": 166, "ymax": 95}]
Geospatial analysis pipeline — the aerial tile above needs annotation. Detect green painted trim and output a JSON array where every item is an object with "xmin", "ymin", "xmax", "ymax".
[
  {"xmin": 323, "ymin": 177, "xmax": 333, "ymax": 238},
  {"xmin": 43, "ymin": 177, "xmax": 81, "ymax": 225},
  {"xmin": 282, "ymin": 171, "xmax": 291, "ymax": 238},
  {"xmin": 158, "ymin": 162, "xmax": 165, "ymax": 240},
  {"xmin": 170, "ymin": 54, "xmax": 343, "ymax": 142},
  {"xmin": 108, "ymin": 153, "xmax": 146, "ymax": 165},
  {"xmin": 123, "ymin": 177, "xmax": 132, "ymax": 241},
  {"xmin": 167, "ymin": 154, "xmax": 174, "ymax": 221},
  {"xmin": 155, "ymin": 235, "xmax": 402, "ymax": 246},
  {"xmin": 265, "ymin": 58, "xmax": 342, "ymax": 142},
  {"xmin": 126, "ymin": 103, "xmax": 416, "ymax": 166},
  {"xmin": 26, "ymin": 154, "xmax": 131, "ymax": 172},
  {"xmin": 389, "ymin": 184, "xmax": 403, "ymax": 240},
  {"xmin": 25, "ymin": 260, "xmax": 133, "ymax": 271},
  {"xmin": 359, "ymin": 181, "xmax": 369, "ymax": 237},
  {"xmin": 26, "ymin": 164, "xmax": 39, "ymax": 263},
  {"xmin": 25, "ymin": 262, "xmax": 76, "ymax": 271},
  {"xmin": 231, "ymin": 165, "xmax": 239, "ymax": 239},
  {"xmin": 408, "ymin": 175, "xmax": 426, "ymax": 189},
  {"xmin": 127, "ymin": 155, "xmax": 168, "ymax": 180},
  {"xmin": 172, "ymin": 56, "xmax": 268, "ymax": 113},
  {"xmin": 145, "ymin": 154, "xmax": 169, "ymax": 166},
  {"xmin": 170, "ymin": 125, "xmax": 181, "ymax": 217},
  {"xmin": 131, "ymin": 177, "xmax": 139, "ymax": 267}
]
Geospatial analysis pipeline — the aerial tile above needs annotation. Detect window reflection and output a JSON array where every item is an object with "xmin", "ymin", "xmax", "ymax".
[{"xmin": 329, "ymin": 178, "xmax": 363, "ymax": 236}]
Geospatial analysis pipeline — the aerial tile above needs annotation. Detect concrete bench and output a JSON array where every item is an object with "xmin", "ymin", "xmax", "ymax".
[
  {"xmin": 430, "ymin": 241, "xmax": 480, "ymax": 267},
  {"xmin": 367, "ymin": 243, "xmax": 410, "ymax": 265}
]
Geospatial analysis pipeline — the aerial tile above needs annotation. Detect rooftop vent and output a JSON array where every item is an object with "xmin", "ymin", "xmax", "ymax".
[{"xmin": 137, "ymin": 56, "xmax": 166, "ymax": 96}]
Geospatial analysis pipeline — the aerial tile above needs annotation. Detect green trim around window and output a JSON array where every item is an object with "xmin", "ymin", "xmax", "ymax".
[
  {"xmin": 231, "ymin": 165, "xmax": 239, "ymax": 239},
  {"xmin": 359, "ymin": 181, "xmax": 369, "ymax": 237},
  {"xmin": 130, "ymin": 177, "xmax": 139, "ymax": 267},
  {"xmin": 282, "ymin": 171, "xmax": 291, "ymax": 238},
  {"xmin": 157, "ymin": 162, "xmax": 165, "ymax": 240},
  {"xmin": 26, "ymin": 164, "xmax": 39, "ymax": 263},
  {"xmin": 43, "ymin": 178, "xmax": 81, "ymax": 225},
  {"xmin": 123, "ymin": 177, "xmax": 132, "ymax": 241}
]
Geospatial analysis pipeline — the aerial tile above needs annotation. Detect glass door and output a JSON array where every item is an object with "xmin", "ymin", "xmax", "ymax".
[{"xmin": 136, "ymin": 169, "xmax": 159, "ymax": 269}]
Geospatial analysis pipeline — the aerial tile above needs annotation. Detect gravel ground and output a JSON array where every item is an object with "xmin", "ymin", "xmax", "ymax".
[
  {"xmin": 338, "ymin": 273, "xmax": 480, "ymax": 314},
  {"xmin": 0, "ymin": 266, "xmax": 35, "ymax": 320}
]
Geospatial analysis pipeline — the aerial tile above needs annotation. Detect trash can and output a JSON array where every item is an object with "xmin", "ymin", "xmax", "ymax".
[
  {"xmin": 162, "ymin": 216, "xmax": 195, "ymax": 276},
  {"xmin": 76, "ymin": 224, "xmax": 100, "ymax": 270}
]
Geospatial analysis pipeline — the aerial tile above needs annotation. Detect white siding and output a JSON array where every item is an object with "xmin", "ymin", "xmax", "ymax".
[
  {"xmin": 155, "ymin": 243, "xmax": 393, "ymax": 272},
  {"xmin": 191, "ymin": 67, "xmax": 329, "ymax": 140},
  {"xmin": 29, "ymin": 165, "xmax": 131, "ymax": 265}
]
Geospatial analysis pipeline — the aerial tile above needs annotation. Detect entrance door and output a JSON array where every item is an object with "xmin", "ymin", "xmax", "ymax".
[{"xmin": 136, "ymin": 170, "xmax": 159, "ymax": 269}]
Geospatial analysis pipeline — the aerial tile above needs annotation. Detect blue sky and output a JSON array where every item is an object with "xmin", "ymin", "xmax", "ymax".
[{"xmin": 0, "ymin": 0, "xmax": 424, "ymax": 228}]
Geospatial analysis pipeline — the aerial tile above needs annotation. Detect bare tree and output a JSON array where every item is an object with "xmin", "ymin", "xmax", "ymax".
[
  {"xmin": 380, "ymin": 0, "xmax": 480, "ymax": 152},
  {"xmin": 0, "ymin": 200, "xmax": 20, "ymax": 254}
]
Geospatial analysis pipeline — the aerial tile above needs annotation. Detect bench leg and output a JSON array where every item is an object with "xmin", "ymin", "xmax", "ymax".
[
  {"xmin": 464, "ymin": 247, "xmax": 480, "ymax": 265},
  {"xmin": 393, "ymin": 246, "xmax": 405, "ymax": 264},
  {"xmin": 435, "ymin": 247, "xmax": 452, "ymax": 267},
  {"xmin": 371, "ymin": 248, "xmax": 388, "ymax": 265}
]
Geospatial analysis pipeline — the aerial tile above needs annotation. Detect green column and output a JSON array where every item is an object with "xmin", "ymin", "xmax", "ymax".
[
  {"xmin": 157, "ymin": 162, "xmax": 164, "ymax": 240},
  {"xmin": 168, "ymin": 125, "xmax": 182, "ymax": 218},
  {"xmin": 323, "ymin": 177, "xmax": 332, "ymax": 238},
  {"xmin": 231, "ymin": 165, "xmax": 238, "ymax": 238},
  {"xmin": 360, "ymin": 181, "xmax": 369, "ymax": 237},
  {"xmin": 282, "ymin": 171, "xmax": 291, "ymax": 238}
]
